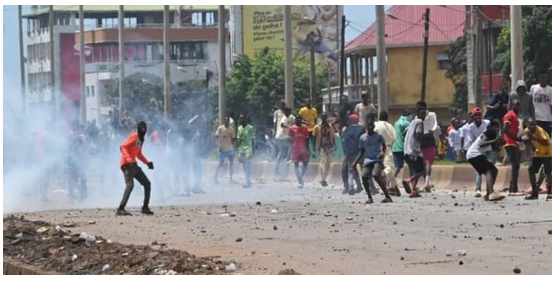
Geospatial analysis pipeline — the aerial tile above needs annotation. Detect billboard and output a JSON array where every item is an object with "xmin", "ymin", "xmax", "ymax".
[{"xmin": 241, "ymin": 5, "xmax": 341, "ymax": 82}]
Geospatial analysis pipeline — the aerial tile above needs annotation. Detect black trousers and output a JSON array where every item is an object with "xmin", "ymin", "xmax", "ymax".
[{"xmin": 118, "ymin": 163, "xmax": 151, "ymax": 210}]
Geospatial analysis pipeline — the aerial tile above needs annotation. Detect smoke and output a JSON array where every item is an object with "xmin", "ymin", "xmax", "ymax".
[{"xmin": 2, "ymin": 75, "xmax": 296, "ymax": 215}]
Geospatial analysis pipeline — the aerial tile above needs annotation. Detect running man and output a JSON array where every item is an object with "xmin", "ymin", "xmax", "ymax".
[
  {"xmin": 214, "ymin": 116, "xmax": 236, "ymax": 184},
  {"xmin": 237, "ymin": 115, "xmax": 256, "ymax": 188}
]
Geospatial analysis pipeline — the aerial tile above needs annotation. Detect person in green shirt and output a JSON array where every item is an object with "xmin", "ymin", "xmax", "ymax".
[
  {"xmin": 237, "ymin": 115, "xmax": 256, "ymax": 188},
  {"xmin": 392, "ymin": 109, "xmax": 412, "ymax": 178}
]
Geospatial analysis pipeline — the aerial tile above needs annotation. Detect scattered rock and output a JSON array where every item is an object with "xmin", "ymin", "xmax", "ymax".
[
  {"xmin": 102, "ymin": 264, "xmax": 110, "ymax": 272},
  {"xmin": 458, "ymin": 261, "xmax": 464, "ymax": 265},
  {"xmin": 36, "ymin": 226, "xmax": 50, "ymax": 234},
  {"xmin": 152, "ymin": 241, "xmax": 158, "ymax": 245},
  {"xmin": 458, "ymin": 250, "xmax": 466, "ymax": 256},
  {"xmin": 88, "ymin": 221, "xmax": 96, "ymax": 225},
  {"xmin": 278, "ymin": 268, "xmax": 301, "ymax": 275},
  {"xmin": 346, "ymin": 217, "xmax": 353, "ymax": 221},
  {"xmin": 235, "ymin": 237, "xmax": 243, "ymax": 242},
  {"xmin": 548, "ymin": 230, "xmax": 552, "ymax": 235},
  {"xmin": 271, "ymin": 209, "xmax": 278, "ymax": 214},
  {"xmin": 273, "ymin": 225, "xmax": 278, "ymax": 230},
  {"xmin": 513, "ymin": 267, "xmax": 521, "ymax": 274},
  {"xmin": 225, "ymin": 263, "xmax": 236, "ymax": 271},
  {"xmin": 256, "ymin": 201, "xmax": 262, "ymax": 206},
  {"xmin": 71, "ymin": 254, "xmax": 78, "ymax": 262}
]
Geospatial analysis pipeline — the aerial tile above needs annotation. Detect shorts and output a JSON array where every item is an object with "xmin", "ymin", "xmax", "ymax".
[
  {"xmin": 361, "ymin": 161, "xmax": 383, "ymax": 178},
  {"xmin": 291, "ymin": 149, "xmax": 309, "ymax": 162},
  {"xmin": 393, "ymin": 151, "xmax": 405, "ymax": 169},
  {"xmin": 406, "ymin": 155, "xmax": 425, "ymax": 176},
  {"xmin": 219, "ymin": 150, "xmax": 234, "ymax": 161},
  {"xmin": 468, "ymin": 155, "xmax": 497, "ymax": 175},
  {"xmin": 238, "ymin": 151, "xmax": 252, "ymax": 163},
  {"xmin": 529, "ymin": 157, "xmax": 552, "ymax": 174},
  {"xmin": 422, "ymin": 146, "xmax": 436, "ymax": 165}
]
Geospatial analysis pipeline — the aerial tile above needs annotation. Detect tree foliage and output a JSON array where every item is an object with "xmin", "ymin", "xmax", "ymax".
[
  {"xmin": 226, "ymin": 50, "xmax": 329, "ymax": 128},
  {"xmin": 445, "ymin": 34, "xmax": 468, "ymax": 117},
  {"xmin": 492, "ymin": 5, "xmax": 552, "ymax": 85}
]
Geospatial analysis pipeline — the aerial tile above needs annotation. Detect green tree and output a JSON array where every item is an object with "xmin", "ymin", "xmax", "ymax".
[
  {"xmin": 445, "ymin": 34, "xmax": 468, "ymax": 117},
  {"xmin": 492, "ymin": 5, "xmax": 552, "ymax": 85},
  {"xmin": 226, "ymin": 50, "xmax": 329, "ymax": 128}
]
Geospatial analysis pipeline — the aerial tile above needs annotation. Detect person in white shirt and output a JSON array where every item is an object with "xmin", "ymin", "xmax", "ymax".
[
  {"xmin": 374, "ymin": 111, "xmax": 399, "ymax": 196},
  {"xmin": 447, "ymin": 119, "xmax": 463, "ymax": 163},
  {"xmin": 530, "ymin": 70, "xmax": 552, "ymax": 135},
  {"xmin": 354, "ymin": 93, "xmax": 378, "ymax": 127},
  {"xmin": 273, "ymin": 100, "xmax": 286, "ymax": 160},
  {"xmin": 415, "ymin": 101, "xmax": 439, "ymax": 193},
  {"xmin": 275, "ymin": 107, "xmax": 295, "ymax": 176},
  {"xmin": 468, "ymin": 107, "xmax": 491, "ymax": 197},
  {"xmin": 466, "ymin": 121, "xmax": 505, "ymax": 202},
  {"xmin": 459, "ymin": 117, "xmax": 472, "ymax": 159}
]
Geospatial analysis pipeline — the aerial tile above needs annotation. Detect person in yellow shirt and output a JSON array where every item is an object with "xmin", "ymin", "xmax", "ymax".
[
  {"xmin": 214, "ymin": 117, "xmax": 236, "ymax": 184},
  {"xmin": 299, "ymin": 98, "xmax": 318, "ymax": 157},
  {"xmin": 522, "ymin": 118, "xmax": 552, "ymax": 200}
]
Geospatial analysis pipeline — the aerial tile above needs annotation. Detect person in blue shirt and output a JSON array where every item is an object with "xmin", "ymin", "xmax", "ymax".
[
  {"xmin": 340, "ymin": 114, "xmax": 364, "ymax": 195},
  {"xmin": 351, "ymin": 119, "xmax": 393, "ymax": 204}
]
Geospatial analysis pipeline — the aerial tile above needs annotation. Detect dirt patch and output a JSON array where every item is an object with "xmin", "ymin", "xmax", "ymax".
[{"xmin": 3, "ymin": 215, "xmax": 232, "ymax": 275}]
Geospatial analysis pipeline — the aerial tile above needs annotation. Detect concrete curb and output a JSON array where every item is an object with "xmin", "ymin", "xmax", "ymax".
[{"xmin": 206, "ymin": 161, "xmax": 532, "ymax": 191}]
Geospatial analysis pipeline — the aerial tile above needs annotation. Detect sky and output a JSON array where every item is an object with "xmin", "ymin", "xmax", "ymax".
[{"xmin": 2, "ymin": 5, "xmax": 387, "ymax": 106}]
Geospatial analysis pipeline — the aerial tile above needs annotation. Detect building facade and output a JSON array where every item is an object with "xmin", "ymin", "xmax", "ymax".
[{"xmin": 23, "ymin": 5, "xmax": 230, "ymax": 124}]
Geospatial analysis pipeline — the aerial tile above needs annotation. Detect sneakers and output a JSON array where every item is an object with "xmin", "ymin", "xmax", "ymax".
[
  {"xmin": 402, "ymin": 180, "xmax": 412, "ymax": 194},
  {"xmin": 381, "ymin": 197, "xmax": 393, "ymax": 203},
  {"xmin": 342, "ymin": 188, "xmax": 349, "ymax": 195},
  {"xmin": 474, "ymin": 190, "xmax": 482, "ymax": 198},
  {"xmin": 365, "ymin": 199, "xmax": 374, "ymax": 204},
  {"xmin": 141, "ymin": 207, "xmax": 154, "ymax": 215},
  {"xmin": 242, "ymin": 183, "xmax": 252, "ymax": 189},
  {"xmin": 116, "ymin": 209, "xmax": 132, "ymax": 216},
  {"xmin": 524, "ymin": 195, "xmax": 538, "ymax": 200},
  {"xmin": 320, "ymin": 180, "xmax": 328, "ymax": 187},
  {"xmin": 422, "ymin": 185, "xmax": 432, "ymax": 193}
]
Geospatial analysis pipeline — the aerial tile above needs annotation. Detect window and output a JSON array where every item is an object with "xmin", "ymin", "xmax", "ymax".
[
  {"xmin": 86, "ymin": 86, "xmax": 90, "ymax": 97},
  {"xmin": 91, "ymin": 86, "xmax": 95, "ymax": 97},
  {"xmin": 437, "ymin": 52, "xmax": 450, "ymax": 70}
]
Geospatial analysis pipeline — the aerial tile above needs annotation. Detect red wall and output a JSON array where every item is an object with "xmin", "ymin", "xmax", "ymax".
[{"xmin": 60, "ymin": 33, "xmax": 80, "ymax": 102}]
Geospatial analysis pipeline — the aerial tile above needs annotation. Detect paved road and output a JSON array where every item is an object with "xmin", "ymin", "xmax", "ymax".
[{"xmin": 6, "ymin": 173, "xmax": 552, "ymax": 275}]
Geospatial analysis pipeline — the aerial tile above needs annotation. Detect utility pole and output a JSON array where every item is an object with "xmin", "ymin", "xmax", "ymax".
[
  {"xmin": 510, "ymin": 5, "xmax": 523, "ymax": 92},
  {"xmin": 309, "ymin": 42, "xmax": 316, "ymax": 108},
  {"xmin": 284, "ymin": 5, "xmax": 294, "ymax": 110},
  {"xmin": 421, "ymin": 8, "xmax": 430, "ymax": 102},
  {"xmin": 49, "ymin": 5, "xmax": 56, "ymax": 120},
  {"xmin": 218, "ymin": 5, "xmax": 227, "ymax": 123},
  {"xmin": 163, "ymin": 5, "xmax": 171, "ymax": 120},
  {"xmin": 18, "ymin": 5, "xmax": 26, "ymax": 114},
  {"xmin": 475, "ymin": 5, "xmax": 484, "ymax": 107},
  {"xmin": 118, "ymin": 5, "xmax": 125, "ymax": 123},
  {"xmin": 375, "ymin": 5, "xmax": 388, "ymax": 113},
  {"xmin": 488, "ymin": 20, "xmax": 493, "ymax": 96},
  {"xmin": 339, "ymin": 15, "xmax": 345, "ymax": 110},
  {"xmin": 79, "ymin": 6, "xmax": 86, "ymax": 123}
]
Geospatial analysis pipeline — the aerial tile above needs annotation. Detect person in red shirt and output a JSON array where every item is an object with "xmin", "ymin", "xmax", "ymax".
[
  {"xmin": 503, "ymin": 99, "xmax": 523, "ymax": 195},
  {"xmin": 116, "ymin": 121, "xmax": 155, "ymax": 216},
  {"xmin": 289, "ymin": 115, "xmax": 310, "ymax": 188}
]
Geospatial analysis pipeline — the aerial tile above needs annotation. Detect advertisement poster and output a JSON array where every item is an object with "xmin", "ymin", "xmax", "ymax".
[{"xmin": 242, "ymin": 5, "xmax": 340, "ymax": 82}]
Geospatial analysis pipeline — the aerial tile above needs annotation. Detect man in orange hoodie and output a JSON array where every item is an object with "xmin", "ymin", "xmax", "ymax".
[{"xmin": 116, "ymin": 121, "xmax": 155, "ymax": 216}]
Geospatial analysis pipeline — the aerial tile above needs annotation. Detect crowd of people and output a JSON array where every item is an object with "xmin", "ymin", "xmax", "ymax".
[{"xmin": 4, "ymin": 71, "xmax": 551, "ymax": 213}]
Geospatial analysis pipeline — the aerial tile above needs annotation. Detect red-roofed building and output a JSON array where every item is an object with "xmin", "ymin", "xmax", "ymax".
[{"xmin": 331, "ymin": 5, "xmax": 467, "ymax": 120}]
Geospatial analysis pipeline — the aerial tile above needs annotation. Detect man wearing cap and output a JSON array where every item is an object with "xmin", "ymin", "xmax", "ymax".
[
  {"xmin": 467, "ymin": 107, "xmax": 491, "ymax": 197},
  {"xmin": 340, "ymin": 113, "xmax": 364, "ymax": 195}
]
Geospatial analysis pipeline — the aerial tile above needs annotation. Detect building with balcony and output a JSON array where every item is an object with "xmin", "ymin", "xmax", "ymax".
[
  {"xmin": 335, "ymin": 5, "xmax": 466, "ymax": 121},
  {"xmin": 23, "ymin": 5, "xmax": 229, "ymax": 123}
]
